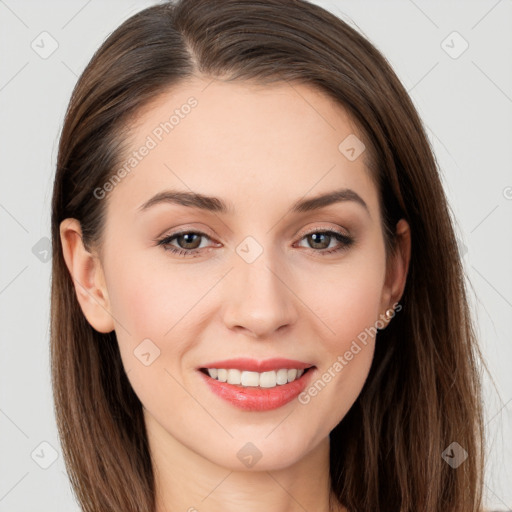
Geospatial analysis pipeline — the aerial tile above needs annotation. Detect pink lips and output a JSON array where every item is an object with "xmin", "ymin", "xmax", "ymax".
[{"xmin": 197, "ymin": 358, "xmax": 315, "ymax": 411}]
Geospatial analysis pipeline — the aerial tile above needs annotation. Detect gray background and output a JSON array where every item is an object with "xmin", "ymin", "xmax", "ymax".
[{"xmin": 1, "ymin": 0, "xmax": 511, "ymax": 510}]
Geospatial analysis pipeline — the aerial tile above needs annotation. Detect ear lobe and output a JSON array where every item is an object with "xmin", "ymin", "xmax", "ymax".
[
  {"xmin": 380, "ymin": 218, "xmax": 411, "ymax": 320},
  {"xmin": 59, "ymin": 218, "xmax": 115, "ymax": 334}
]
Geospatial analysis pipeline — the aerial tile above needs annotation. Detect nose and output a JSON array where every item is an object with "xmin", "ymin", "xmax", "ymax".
[{"xmin": 222, "ymin": 246, "xmax": 298, "ymax": 339}]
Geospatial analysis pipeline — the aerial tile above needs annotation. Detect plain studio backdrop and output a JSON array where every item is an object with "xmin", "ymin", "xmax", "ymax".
[{"xmin": 0, "ymin": 0, "xmax": 511, "ymax": 510}]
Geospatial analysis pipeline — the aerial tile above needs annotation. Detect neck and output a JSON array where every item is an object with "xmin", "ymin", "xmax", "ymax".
[{"xmin": 145, "ymin": 412, "xmax": 345, "ymax": 512}]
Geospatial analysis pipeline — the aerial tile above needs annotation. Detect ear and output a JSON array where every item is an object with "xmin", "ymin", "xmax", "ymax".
[
  {"xmin": 59, "ymin": 218, "xmax": 115, "ymax": 333},
  {"xmin": 379, "ymin": 218, "xmax": 411, "ymax": 327}
]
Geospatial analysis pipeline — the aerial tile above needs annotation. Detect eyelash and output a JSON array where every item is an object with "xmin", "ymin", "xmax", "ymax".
[{"xmin": 156, "ymin": 228, "xmax": 354, "ymax": 258}]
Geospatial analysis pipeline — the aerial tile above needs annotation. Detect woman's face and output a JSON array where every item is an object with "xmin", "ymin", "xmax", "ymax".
[{"xmin": 67, "ymin": 78, "xmax": 408, "ymax": 472}]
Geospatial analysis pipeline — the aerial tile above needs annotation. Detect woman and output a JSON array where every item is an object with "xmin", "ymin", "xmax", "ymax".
[{"xmin": 51, "ymin": 0, "xmax": 486, "ymax": 510}]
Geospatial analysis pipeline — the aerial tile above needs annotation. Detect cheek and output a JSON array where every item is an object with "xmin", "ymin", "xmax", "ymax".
[
  {"xmin": 297, "ymin": 278, "xmax": 381, "ymax": 426},
  {"xmin": 106, "ymin": 250, "xmax": 207, "ymax": 339},
  {"xmin": 299, "ymin": 249, "xmax": 386, "ymax": 349},
  {"xmin": 105, "ymin": 256, "xmax": 204, "ymax": 409},
  {"xmin": 104, "ymin": 251, "xmax": 221, "ymax": 379},
  {"xmin": 294, "ymin": 247, "xmax": 385, "ymax": 416}
]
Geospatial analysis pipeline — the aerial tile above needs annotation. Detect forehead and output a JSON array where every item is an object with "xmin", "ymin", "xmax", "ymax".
[{"xmin": 105, "ymin": 77, "xmax": 378, "ymax": 221}]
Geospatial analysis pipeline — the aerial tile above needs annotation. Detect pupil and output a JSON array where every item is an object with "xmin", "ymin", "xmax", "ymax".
[
  {"xmin": 180, "ymin": 233, "xmax": 200, "ymax": 249},
  {"xmin": 310, "ymin": 233, "xmax": 329, "ymax": 249}
]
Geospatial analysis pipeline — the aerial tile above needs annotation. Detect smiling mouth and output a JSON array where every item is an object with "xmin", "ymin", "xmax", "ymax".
[{"xmin": 199, "ymin": 366, "xmax": 314, "ymax": 389}]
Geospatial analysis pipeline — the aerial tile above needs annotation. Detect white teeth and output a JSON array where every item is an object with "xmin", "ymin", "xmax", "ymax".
[
  {"xmin": 259, "ymin": 371, "xmax": 277, "ymax": 388},
  {"xmin": 227, "ymin": 369, "xmax": 241, "ymax": 385},
  {"xmin": 276, "ymin": 368, "xmax": 288, "ymax": 385},
  {"xmin": 241, "ymin": 371, "xmax": 259, "ymax": 387},
  {"xmin": 204, "ymin": 367, "xmax": 309, "ymax": 388}
]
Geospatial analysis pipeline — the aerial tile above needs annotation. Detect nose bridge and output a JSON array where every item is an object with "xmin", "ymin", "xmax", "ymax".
[{"xmin": 222, "ymin": 236, "xmax": 297, "ymax": 337}]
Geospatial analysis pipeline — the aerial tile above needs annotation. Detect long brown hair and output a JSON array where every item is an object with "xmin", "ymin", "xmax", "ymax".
[{"xmin": 51, "ymin": 1, "xmax": 486, "ymax": 510}]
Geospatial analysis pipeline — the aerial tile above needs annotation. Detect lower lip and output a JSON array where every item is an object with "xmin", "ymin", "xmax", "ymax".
[{"xmin": 198, "ymin": 368, "xmax": 315, "ymax": 411}]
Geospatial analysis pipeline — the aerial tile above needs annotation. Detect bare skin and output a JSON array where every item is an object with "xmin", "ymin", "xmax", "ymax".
[{"xmin": 60, "ymin": 77, "xmax": 410, "ymax": 512}]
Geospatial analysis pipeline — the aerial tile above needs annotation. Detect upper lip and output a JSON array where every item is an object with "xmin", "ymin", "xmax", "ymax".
[{"xmin": 199, "ymin": 357, "xmax": 314, "ymax": 372}]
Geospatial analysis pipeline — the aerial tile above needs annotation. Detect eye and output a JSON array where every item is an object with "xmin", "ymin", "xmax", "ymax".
[
  {"xmin": 295, "ymin": 229, "xmax": 354, "ymax": 255},
  {"xmin": 156, "ymin": 230, "xmax": 217, "ymax": 257},
  {"xmin": 156, "ymin": 228, "xmax": 354, "ymax": 258}
]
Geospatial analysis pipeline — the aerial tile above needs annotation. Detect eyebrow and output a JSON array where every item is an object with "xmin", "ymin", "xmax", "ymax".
[{"xmin": 137, "ymin": 188, "xmax": 370, "ymax": 216}]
